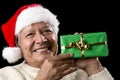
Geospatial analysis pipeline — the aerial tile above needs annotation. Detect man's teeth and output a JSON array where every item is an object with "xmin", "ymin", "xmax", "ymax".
[{"xmin": 35, "ymin": 48, "xmax": 48, "ymax": 52}]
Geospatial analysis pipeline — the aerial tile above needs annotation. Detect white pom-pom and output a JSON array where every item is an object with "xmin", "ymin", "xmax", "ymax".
[{"xmin": 2, "ymin": 47, "xmax": 22, "ymax": 63}]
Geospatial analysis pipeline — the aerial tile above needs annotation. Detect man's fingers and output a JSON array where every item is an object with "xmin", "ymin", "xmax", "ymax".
[
  {"xmin": 52, "ymin": 53, "xmax": 73, "ymax": 61},
  {"xmin": 62, "ymin": 67, "xmax": 78, "ymax": 76},
  {"xmin": 74, "ymin": 32, "xmax": 79, "ymax": 34}
]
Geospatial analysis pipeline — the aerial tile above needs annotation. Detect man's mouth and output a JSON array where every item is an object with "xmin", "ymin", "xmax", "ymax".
[
  {"xmin": 32, "ymin": 46, "xmax": 52, "ymax": 54},
  {"xmin": 34, "ymin": 48, "xmax": 48, "ymax": 53}
]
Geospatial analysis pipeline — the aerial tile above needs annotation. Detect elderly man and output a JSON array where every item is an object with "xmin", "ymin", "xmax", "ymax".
[{"xmin": 0, "ymin": 3, "xmax": 114, "ymax": 80}]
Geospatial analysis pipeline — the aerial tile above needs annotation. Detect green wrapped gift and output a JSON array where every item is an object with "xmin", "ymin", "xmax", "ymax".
[{"xmin": 60, "ymin": 32, "xmax": 109, "ymax": 58}]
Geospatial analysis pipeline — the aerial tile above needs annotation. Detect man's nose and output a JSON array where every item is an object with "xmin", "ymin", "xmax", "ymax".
[{"xmin": 35, "ymin": 33, "xmax": 47, "ymax": 43}]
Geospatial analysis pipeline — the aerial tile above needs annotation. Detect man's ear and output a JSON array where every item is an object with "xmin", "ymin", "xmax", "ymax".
[{"xmin": 15, "ymin": 36, "xmax": 20, "ymax": 47}]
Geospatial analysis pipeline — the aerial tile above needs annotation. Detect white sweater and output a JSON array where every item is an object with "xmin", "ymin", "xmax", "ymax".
[{"xmin": 0, "ymin": 61, "xmax": 114, "ymax": 80}]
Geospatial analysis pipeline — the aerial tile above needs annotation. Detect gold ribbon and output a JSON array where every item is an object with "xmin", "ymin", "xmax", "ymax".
[{"xmin": 65, "ymin": 33, "xmax": 107, "ymax": 58}]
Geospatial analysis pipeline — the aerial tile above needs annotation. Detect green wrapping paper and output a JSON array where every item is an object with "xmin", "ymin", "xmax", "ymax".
[{"xmin": 60, "ymin": 32, "xmax": 109, "ymax": 58}]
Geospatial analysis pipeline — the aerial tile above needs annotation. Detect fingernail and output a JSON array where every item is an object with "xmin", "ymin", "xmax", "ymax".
[{"xmin": 69, "ymin": 53, "xmax": 73, "ymax": 57}]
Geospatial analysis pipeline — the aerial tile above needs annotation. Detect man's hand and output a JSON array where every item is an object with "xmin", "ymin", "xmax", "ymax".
[
  {"xmin": 35, "ymin": 54, "xmax": 78, "ymax": 80},
  {"xmin": 74, "ymin": 57, "xmax": 103, "ymax": 76}
]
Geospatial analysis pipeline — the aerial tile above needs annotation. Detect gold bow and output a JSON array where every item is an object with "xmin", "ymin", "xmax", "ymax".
[{"xmin": 65, "ymin": 33, "xmax": 107, "ymax": 57}]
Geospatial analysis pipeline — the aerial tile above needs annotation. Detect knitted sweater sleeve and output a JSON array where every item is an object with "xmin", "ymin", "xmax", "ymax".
[
  {"xmin": 61, "ymin": 67, "xmax": 114, "ymax": 80},
  {"xmin": 88, "ymin": 68, "xmax": 114, "ymax": 80},
  {"xmin": 0, "ymin": 67, "xmax": 25, "ymax": 80}
]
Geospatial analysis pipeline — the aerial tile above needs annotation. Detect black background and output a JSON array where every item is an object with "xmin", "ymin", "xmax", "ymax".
[{"xmin": 0, "ymin": 0, "xmax": 119, "ymax": 79}]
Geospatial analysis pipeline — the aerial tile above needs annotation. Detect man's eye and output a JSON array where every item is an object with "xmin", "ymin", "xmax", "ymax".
[
  {"xmin": 26, "ymin": 33, "xmax": 34, "ymax": 37},
  {"xmin": 42, "ymin": 30, "xmax": 52, "ymax": 34}
]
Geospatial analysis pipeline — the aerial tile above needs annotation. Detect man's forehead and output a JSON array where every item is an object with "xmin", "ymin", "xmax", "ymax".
[{"xmin": 21, "ymin": 22, "xmax": 52, "ymax": 32}]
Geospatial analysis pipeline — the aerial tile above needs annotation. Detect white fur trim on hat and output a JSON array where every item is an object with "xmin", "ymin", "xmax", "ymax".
[
  {"xmin": 15, "ymin": 6, "xmax": 59, "ymax": 36},
  {"xmin": 2, "ymin": 47, "xmax": 22, "ymax": 63}
]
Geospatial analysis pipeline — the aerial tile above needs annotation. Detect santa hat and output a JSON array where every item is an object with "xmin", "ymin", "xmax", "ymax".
[{"xmin": 1, "ymin": 3, "xmax": 59, "ymax": 63}]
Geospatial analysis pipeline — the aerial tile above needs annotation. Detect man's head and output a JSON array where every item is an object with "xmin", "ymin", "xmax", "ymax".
[
  {"xmin": 1, "ymin": 3, "xmax": 60, "ymax": 64},
  {"xmin": 18, "ymin": 22, "xmax": 58, "ymax": 67}
]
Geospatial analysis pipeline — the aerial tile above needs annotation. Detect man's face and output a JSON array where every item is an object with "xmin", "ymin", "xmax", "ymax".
[{"xmin": 18, "ymin": 22, "xmax": 58, "ymax": 67}]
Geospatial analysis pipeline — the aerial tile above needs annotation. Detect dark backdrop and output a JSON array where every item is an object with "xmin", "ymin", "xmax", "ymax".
[{"xmin": 0, "ymin": 0, "xmax": 119, "ymax": 79}]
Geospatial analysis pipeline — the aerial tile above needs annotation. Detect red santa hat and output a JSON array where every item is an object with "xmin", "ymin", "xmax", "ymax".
[{"xmin": 1, "ymin": 3, "xmax": 59, "ymax": 63}]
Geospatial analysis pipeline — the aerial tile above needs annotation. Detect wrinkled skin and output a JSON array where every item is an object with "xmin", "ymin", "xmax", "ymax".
[{"xmin": 18, "ymin": 22, "xmax": 103, "ymax": 80}]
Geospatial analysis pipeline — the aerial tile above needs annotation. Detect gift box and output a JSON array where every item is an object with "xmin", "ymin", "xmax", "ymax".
[{"xmin": 60, "ymin": 32, "xmax": 109, "ymax": 58}]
